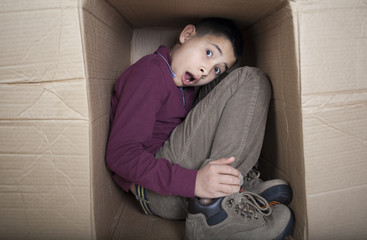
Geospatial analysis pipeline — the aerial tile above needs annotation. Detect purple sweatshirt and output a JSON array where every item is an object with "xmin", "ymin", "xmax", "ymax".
[{"xmin": 106, "ymin": 46, "xmax": 198, "ymax": 197}]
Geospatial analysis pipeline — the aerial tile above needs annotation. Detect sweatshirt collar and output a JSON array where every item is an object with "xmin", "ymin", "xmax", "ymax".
[{"xmin": 155, "ymin": 46, "xmax": 176, "ymax": 78}]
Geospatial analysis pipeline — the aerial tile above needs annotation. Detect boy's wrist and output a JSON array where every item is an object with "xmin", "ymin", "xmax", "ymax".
[
  {"xmin": 171, "ymin": 166, "xmax": 198, "ymax": 197},
  {"xmin": 129, "ymin": 183, "xmax": 136, "ymax": 196}
]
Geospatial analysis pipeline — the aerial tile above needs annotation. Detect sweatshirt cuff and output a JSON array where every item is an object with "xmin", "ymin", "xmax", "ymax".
[{"xmin": 171, "ymin": 165, "xmax": 198, "ymax": 198}]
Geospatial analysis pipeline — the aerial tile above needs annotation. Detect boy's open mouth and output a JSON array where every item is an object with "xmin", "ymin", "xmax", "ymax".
[{"xmin": 183, "ymin": 71, "xmax": 196, "ymax": 85}]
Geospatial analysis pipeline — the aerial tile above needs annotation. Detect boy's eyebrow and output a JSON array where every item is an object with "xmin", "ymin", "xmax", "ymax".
[
  {"xmin": 211, "ymin": 43, "xmax": 229, "ymax": 71},
  {"xmin": 211, "ymin": 43, "xmax": 223, "ymax": 55}
]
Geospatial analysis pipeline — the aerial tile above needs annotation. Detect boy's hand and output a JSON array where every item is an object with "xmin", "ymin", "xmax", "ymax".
[{"xmin": 194, "ymin": 157, "xmax": 241, "ymax": 199}]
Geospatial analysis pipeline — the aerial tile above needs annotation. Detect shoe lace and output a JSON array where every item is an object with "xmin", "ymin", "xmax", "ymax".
[
  {"xmin": 226, "ymin": 192, "xmax": 271, "ymax": 220},
  {"xmin": 246, "ymin": 169, "xmax": 261, "ymax": 181},
  {"xmin": 241, "ymin": 169, "xmax": 262, "ymax": 191}
]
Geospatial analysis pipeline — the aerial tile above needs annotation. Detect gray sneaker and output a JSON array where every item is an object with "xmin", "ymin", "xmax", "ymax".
[
  {"xmin": 185, "ymin": 192, "xmax": 294, "ymax": 240},
  {"xmin": 241, "ymin": 169, "xmax": 292, "ymax": 205}
]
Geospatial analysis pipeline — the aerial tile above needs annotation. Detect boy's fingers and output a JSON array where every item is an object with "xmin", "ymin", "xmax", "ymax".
[
  {"xmin": 219, "ymin": 184, "xmax": 241, "ymax": 195},
  {"xmin": 218, "ymin": 173, "xmax": 241, "ymax": 185},
  {"xmin": 209, "ymin": 156, "xmax": 235, "ymax": 165},
  {"xmin": 216, "ymin": 164, "xmax": 241, "ymax": 177}
]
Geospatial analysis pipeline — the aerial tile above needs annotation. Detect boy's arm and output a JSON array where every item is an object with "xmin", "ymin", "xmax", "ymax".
[{"xmin": 106, "ymin": 63, "xmax": 197, "ymax": 197}]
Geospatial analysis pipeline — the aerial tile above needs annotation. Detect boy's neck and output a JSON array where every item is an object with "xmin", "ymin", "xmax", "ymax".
[{"xmin": 170, "ymin": 43, "xmax": 180, "ymax": 58}]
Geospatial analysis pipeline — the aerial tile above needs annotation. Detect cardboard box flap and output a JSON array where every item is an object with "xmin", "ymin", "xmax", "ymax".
[{"xmin": 107, "ymin": 0, "xmax": 286, "ymax": 28}]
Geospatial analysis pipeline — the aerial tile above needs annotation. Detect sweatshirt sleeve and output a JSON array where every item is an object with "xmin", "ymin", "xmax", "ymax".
[{"xmin": 106, "ymin": 61, "xmax": 197, "ymax": 197}]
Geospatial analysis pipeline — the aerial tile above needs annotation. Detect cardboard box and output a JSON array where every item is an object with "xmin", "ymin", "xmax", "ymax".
[{"xmin": 0, "ymin": 0, "xmax": 366, "ymax": 239}]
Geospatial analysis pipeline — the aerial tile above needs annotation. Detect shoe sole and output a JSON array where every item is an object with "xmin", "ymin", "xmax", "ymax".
[
  {"xmin": 273, "ymin": 208, "xmax": 295, "ymax": 240},
  {"xmin": 260, "ymin": 184, "xmax": 292, "ymax": 205}
]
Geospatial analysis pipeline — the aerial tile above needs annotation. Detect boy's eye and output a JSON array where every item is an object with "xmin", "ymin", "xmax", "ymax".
[
  {"xmin": 214, "ymin": 66, "xmax": 221, "ymax": 75},
  {"xmin": 206, "ymin": 50, "xmax": 213, "ymax": 57}
]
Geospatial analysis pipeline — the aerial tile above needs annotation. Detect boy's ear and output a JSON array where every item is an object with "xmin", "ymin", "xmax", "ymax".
[{"xmin": 179, "ymin": 24, "xmax": 197, "ymax": 44}]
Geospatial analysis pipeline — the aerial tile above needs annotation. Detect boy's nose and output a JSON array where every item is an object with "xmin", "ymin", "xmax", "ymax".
[
  {"xmin": 199, "ymin": 66, "xmax": 210, "ymax": 76},
  {"xmin": 200, "ymin": 67, "xmax": 207, "ymax": 75}
]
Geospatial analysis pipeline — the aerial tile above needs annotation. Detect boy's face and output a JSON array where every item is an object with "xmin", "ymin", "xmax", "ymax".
[{"xmin": 170, "ymin": 25, "xmax": 237, "ymax": 87}]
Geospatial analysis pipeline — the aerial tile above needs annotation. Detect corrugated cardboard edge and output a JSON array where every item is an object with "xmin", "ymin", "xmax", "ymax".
[
  {"xmin": 246, "ymin": 1, "xmax": 307, "ymax": 239},
  {"xmin": 79, "ymin": 0, "xmax": 132, "ymax": 239}
]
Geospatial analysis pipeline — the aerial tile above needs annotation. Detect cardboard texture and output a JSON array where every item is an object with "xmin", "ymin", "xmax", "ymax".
[
  {"xmin": 295, "ymin": 1, "xmax": 367, "ymax": 239},
  {"xmin": 0, "ymin": 1, "xmax": 90, "ymax": 239},
  {"xmin": 0, "ymin": 0, "xmax": 129, "ymax": 239},
  {"xmin": 0, "ymin": 0, "xmax": 366, "ymax": 239}
]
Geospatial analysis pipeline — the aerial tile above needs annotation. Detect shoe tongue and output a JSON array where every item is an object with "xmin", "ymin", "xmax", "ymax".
[{"xmin": 233, "ymin": 192, "xmax": 243, "ymax": 203}]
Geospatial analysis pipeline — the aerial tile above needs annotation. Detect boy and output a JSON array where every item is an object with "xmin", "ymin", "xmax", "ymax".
[{"xmin": 106, "ymin": 18, "xmax": 294, "ymax": 239}]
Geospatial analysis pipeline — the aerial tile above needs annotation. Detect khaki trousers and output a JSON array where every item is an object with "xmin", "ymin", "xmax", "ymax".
[{"xmin": 145, "ymin": 67, "xmax": 271, "ymax": 219}]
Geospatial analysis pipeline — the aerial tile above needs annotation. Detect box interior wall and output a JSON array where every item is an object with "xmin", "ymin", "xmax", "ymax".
[{"xmin": 1, "ymin": 0, "xmax": 366, "ymax": 239}]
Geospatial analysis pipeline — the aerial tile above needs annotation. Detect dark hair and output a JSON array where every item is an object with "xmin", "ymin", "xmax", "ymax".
[{"xmin": 195, "ymin": 17, "xmax": 243, "ymax": 64}]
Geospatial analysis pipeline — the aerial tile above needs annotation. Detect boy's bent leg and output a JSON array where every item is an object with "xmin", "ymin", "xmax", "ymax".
[
  {"xmin": 147, "ymin": 67, "xmax": 271, "ymax": 219},
  {"xmin": 158, "ymin": 66, "xmax": 271, "ymax": 171}
]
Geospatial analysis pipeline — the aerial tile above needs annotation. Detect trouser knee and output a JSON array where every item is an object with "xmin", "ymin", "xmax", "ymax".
[{"xmin": 229, "ymin": 66, "xmax": 271, "ymax": 106}]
